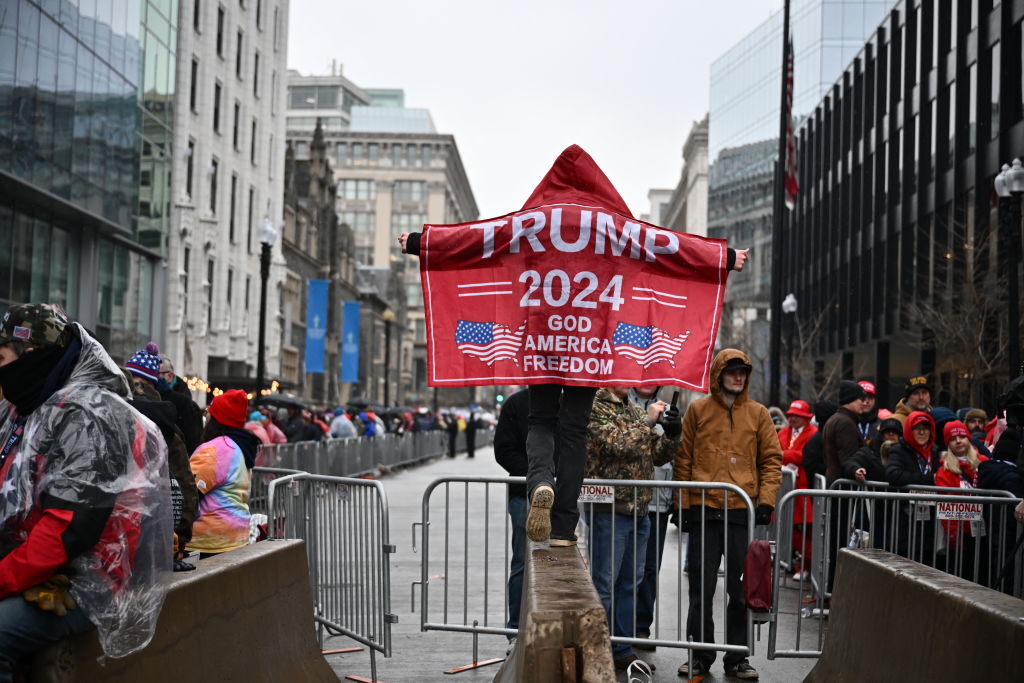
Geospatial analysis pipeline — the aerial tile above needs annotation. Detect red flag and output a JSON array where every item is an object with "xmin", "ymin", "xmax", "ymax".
[
  {"xmin": 784, "ymin": 37, "xmax": 799, "ymax": 210},
  {"xmin": 417, "ymin": 146, "xmax": 732, "ymax": 392}
]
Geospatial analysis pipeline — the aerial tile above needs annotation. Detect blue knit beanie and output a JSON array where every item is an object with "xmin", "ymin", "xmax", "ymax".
[{"xmin": 126, "ymin": 342, "xmax": 162, "ymax": 384}]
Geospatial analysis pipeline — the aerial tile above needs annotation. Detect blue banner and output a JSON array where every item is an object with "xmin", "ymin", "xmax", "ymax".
[
  {"xmin": 305, "ymin": 279, "xmax": 328, "ymax": 374},
  {"xmin": 341, "ymin": 301, "xmax": 361, "ymax": 383}
]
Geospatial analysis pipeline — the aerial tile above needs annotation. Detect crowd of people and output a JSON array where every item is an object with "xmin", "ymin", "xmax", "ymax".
[
  {"xmin": 247, "ymin": 402, "xmax": 491, "ymax": 455},
  {"xmin": 495, "ymin": 348, "xmax": 1024, "ymax": 679}
]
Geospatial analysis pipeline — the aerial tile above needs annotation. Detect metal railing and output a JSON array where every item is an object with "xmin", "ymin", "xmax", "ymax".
[
  {"xmin": 255, "ymin": 429, "xmax": 494, "ymax": 477},
  {"xmin": 267, "ymin": 472, "xmax": 396, "ymax": 680},
  {"xmin": 413, "ymin": 475, "xmax": 758, "ymax": 667},
  {"xmin": 767, "ymin": 486, "xmax": 1024, "ymax": 659}
]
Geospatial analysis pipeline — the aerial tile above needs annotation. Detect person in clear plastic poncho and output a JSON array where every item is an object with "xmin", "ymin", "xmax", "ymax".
[{"xmin": 0, "ymin": 303, "xmax": 171, "ymax": 676}]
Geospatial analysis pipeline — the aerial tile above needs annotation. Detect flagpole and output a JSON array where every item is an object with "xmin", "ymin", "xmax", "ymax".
[{"xmin": 769, "ymin": 0, "xmax": 791, "ymax": 408}]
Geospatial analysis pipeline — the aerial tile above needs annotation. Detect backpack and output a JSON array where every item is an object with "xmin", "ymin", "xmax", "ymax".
[{"xmin": 743, "ymin": 539, "xmax": 773, "ymax": 612}]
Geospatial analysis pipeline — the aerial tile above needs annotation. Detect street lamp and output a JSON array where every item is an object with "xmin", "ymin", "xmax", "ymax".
[
  {"xmin": 382, "ymin": 308, "xmax": 395, "ymax": 407},
  {"xmin": 782, "ymin": 293, "xmax": 798, "ymax": 400},
  {"xmin": 256, "ymin": 213, "xmax": 278, "ymax": 396},
  {"xmin": 995, "ymin": 161, "xmax": 1023, "ymax": 379}
]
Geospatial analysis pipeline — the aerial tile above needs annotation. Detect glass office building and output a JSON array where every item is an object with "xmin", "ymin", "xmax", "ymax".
[
  {"xmin": 710, "ymin": 0, "xmax": 896, "ymax": 161},
  {"xmin": 784, "ymin": 0, "xmax": 1023, "ymax": 407},
  {"xmin": 0, "ymin": 0, "xmax": 175, "ymax": 361}
]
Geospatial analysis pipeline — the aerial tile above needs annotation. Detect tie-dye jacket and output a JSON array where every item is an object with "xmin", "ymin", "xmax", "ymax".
[{"xmin": 187, "ymin": 435, "xmax": 251, "ymax": 553}]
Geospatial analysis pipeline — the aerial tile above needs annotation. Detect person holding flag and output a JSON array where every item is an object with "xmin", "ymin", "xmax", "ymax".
[{"xmin": 400, "ymin": 144, "xmax": 748, "ymax": 548}]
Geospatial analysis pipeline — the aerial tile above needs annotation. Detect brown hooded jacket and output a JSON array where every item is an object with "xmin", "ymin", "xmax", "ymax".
[{"xmin": 673, "ymin": 348, "xmax": 783, "ymax": 511}]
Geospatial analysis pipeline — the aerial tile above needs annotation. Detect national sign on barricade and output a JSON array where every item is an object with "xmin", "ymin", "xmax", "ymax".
[{"xmin": 767, "ymin": 485, "xmax": 1024, "ymax": 660}]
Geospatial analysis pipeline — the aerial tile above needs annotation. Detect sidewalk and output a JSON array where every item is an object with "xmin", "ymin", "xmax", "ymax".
[{"xmin": 323, "ymin": 443, "xmax": 818, "ymax": 682}]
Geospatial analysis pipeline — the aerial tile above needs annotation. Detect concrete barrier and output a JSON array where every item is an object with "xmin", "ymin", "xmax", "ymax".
[
  {"xmin": 494, "ymin": 541, "xmax": 614, "ymax": 683},
  {"xmin": 806, "ymin": 548, "xmax": 1024, "ymax": 683},
  {"xmin": 30, "ymin": 540, "xmax": 336, "ymax": 682}
]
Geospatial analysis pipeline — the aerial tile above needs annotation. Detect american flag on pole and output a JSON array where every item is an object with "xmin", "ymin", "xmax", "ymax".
[
  {"xmin": 612, "ymin": 322, "xmax": 690, "ymax": 369},
  {"xmin": 784, "ymin": 35, "xmax": 799, "ymax": 210},
  {"xmin": 454, "ymin": 320, "xmax": 527, "ymax": 366}
]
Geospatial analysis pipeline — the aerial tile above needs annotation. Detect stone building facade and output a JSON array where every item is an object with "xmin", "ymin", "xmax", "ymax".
[{"xmin": 164, "ymin": 0, "xmax": 289, "ymax": 393}]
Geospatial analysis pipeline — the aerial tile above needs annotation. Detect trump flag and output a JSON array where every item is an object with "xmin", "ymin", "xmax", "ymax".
[{"xmin": 416, "ymin": 145, "xmax": 734, "ymax": 392}]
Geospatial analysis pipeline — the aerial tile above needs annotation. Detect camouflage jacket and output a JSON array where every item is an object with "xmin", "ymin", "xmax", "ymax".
[{"xmin": 585, "ymin": 389, "xmax": 680, "ymax": 515}]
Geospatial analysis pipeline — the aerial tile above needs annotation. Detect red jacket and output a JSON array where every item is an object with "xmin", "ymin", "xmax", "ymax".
[
  {"xmin": 778, "ymin": 424, "xmax": 817, "ymax": 523},
  {"xmin": 935, "ymin": 455, "xmax": 989, "ymax": 549}
]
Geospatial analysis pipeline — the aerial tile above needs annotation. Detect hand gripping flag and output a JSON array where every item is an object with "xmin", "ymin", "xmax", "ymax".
[{"xmin": 416, "ymin": 145, "xmax": 734, "ymax": 391}]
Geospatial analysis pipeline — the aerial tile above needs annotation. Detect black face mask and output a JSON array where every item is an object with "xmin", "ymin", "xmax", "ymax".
[{"xmin": 0, "ymin": 345, "xmax": 67, "ymax": 415}]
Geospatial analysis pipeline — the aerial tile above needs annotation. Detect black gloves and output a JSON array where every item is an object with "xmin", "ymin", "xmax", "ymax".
[
  {"xmin": 755, "ymin": 504, "xmax": 774, "ymax": 526},
  {"xmin": 660, "ymin": 405, "xmax": 682, "ymax": 438}
]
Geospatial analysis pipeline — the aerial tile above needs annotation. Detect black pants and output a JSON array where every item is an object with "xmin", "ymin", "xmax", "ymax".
[
  {"xmin": 466, "ymin": 429, "xmax": 476, "ymax": 457},
  {"xmin": 524, "ymin": 384, "xmax": 596, "ymax": 539},
  {"xmin": 686, "ymin": 515, "xmax": 748, "ymax": 667},
  {"xmin": 447, "ymin": 429, "xmax": 457, "ymax": 457}
]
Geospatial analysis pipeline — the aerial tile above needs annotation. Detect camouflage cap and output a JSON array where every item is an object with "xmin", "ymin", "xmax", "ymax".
[{"xmin": 0, "ymin": 303, "xmax": 71, "ymax": 348}]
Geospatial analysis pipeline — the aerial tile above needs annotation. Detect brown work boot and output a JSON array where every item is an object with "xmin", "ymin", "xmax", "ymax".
[{"xmin": 526, "ymin": 485, "xmax": 554, "ymax": 542}]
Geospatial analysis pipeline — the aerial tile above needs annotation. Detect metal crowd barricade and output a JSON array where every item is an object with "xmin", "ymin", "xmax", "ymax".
[
  {"xmin": 255, "ymin": 429, "xmax": 463, "ymax": 477},
  {"xmin": 267, "ymin": 473, "xmax": 397, "ymax": 680},
  {"xmin": 413, "ymin": 475, "xmax": 757, "ymax": 671},
  {"xmin": 767, "ymin": 487, "xmax": 1024, "ymax": 659},
  {"xmin": 249, "ymin": 466, "xmax": 304, "ymax": 517}
]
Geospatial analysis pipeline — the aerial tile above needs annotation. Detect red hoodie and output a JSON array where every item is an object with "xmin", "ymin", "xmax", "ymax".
[
  {"xmin": 405, "ymin": 145, "xmax": 737, "ymax": 270},
  {"xmin": 520, "ymin": 144, "xmax": 634, "ymax": 216}
]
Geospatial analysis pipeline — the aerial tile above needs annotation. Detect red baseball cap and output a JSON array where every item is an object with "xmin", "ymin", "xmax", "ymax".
[
  {"xmin": 208, "ymin": 389, "xmax": 249, "ymax": 429},
  {"xmin": 785, "ymin": 399, "xmax": 814, "ymax": 418},
  {"xmin": 858, "ymin": 381, "xmax": 876, "ymax": 396}
]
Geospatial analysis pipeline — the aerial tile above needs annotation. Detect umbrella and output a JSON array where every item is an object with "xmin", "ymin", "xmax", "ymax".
[
  {"xmin": 347, "ymin": 396, "xmax": 372, "ymax": 409},
  {"xmin": 258, "ymin": 393, "xmax": 306, "ymax": 410}
]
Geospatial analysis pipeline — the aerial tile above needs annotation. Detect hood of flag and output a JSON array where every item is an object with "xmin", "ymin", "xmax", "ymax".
[{"xmin": 519, "ymin": 144, "xmax": 634, "ymax": 218}]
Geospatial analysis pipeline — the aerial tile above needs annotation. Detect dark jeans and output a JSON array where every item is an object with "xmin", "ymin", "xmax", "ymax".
[
  {"xmin": 686, "ymin": 515, "xmax": 748, "ymax": 667},
  {"xmin": 507, "ymin": 494, "xmax": 528, "ymax": 633},
  {"xmin": 525, "ymin": 384, "xmax": 597, "ymax": 539},
  {"xmin": 0, "ymin": 596, "xmax": 93, "ymax": 681},
  {"xmin": 636, "ymin": 509, "xmax": 670, "ymax": 636},
  {"xmin": 587, "ymin": 508, "xmax": 650, "ymax": 659}
]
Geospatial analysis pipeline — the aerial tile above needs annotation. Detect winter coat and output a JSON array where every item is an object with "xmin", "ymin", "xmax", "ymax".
[
  {"xmin": 935, "ymin": 454, "xmax": 989, "ymax": 549},
  {"xmin": 494, "ymin": 389, "xmax": 530, "ymax": 498},
  {"xmin": 978, "ymin": 458, "xmax": 1024, "ymax": 498},
  {"xmin": 673, "ymin": 349, "xmax": 783, "ymax": 512},
  {"xmin": 778, "ymin": 423, "xmax": 816, "ymax": 522},
  {"xmin": 127, "ymin": 394, "xmax": 199, "ymax": 545},
  {"xmin": 586, "ymin": 389, "xmax": 679, "ymax": 515},
  {"xmin": 627, "ymin": 389, "xmax": 676, "ymax": 513},
  {"xmin": 885, "ymin": 412, "xmax": 941, "ymax": 487},
  {"xmin": 0, "ymin": 324, "xmax": 171, "ymax": 658},
  {"xmin": 245, "ymin": 419, "xmax": 272, "ymax": 445},
  {"xmin": 893, "ymin": 398, "xmax": 932, "ymax": 426},
  {"xmin": 187, "ymin": 435, "xmax": 251, "ymax": 554},
  {"xmin": 823, "ymin": 407, "xmax": 865, "ymax": 485},
  {"xmin": 330, "ymin": 413, "xmax": 357, "ymax": 439},
  {"xmin": 264, "ymin": 420, "xmax": 288, "ymax": 444},
  {"xmin": 802, "ymin": 432, "xmax": 826, "ymax": 485},
  {"xmin": 158, "ymin": 383, "xmax": 204, "ymax": 454}
]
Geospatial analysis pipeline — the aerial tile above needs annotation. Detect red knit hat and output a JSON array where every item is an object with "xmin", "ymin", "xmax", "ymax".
[
  {"xmin": 209, "ymin": 389, "xmax": 249, "ymax": 428},
  {"xmin": 943, "ymin": 420, "xmax": 970, "ymax": 444}
]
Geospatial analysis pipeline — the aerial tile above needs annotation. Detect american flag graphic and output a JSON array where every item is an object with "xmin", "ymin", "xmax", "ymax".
[
  {"xmin": 455, "ymin": 320, "xmax": 527, "ymax": 366},
  {"xmin": 612, "ymin": 322, "xmax": 690, "ymax": 369}
]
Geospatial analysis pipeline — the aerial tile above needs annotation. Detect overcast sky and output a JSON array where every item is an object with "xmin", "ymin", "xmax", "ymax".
[{"xmin": 287, "ymin": 0, "xmax": 784, "ymax": 220}]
